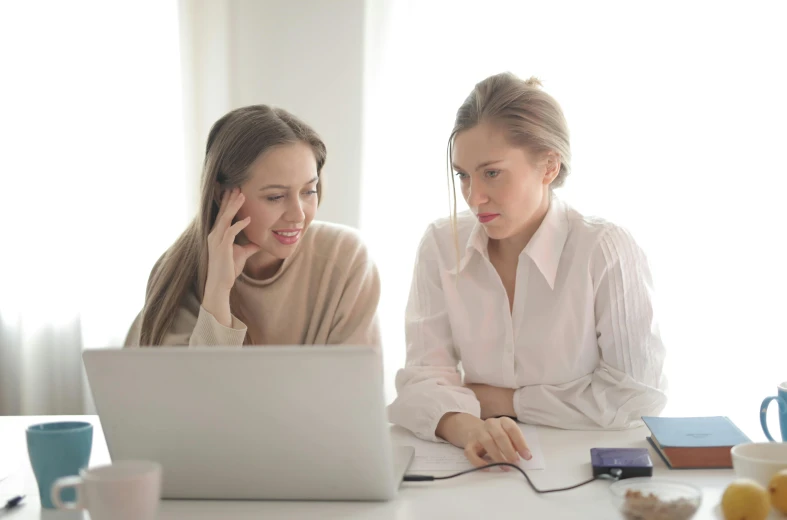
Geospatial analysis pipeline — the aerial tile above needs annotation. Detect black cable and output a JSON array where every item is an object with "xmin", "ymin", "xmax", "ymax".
[
  {"xmin": 2, "ymin": 496, "xmax": 24, "ymax": 509},
  {"xmin": 404, "ymin": 465, "xmax": 623, "ymax": 494},
  {"xmin": 0, "ymin": 495, "xmax": 25, "ymax": 515}
]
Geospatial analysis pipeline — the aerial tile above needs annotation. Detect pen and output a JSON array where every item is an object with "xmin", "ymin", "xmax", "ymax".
[{"xmin": 2, "ymin": 495, "xmax": 24, "ymax": 510}]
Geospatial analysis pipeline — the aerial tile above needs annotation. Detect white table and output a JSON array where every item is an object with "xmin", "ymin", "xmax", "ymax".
[{"xmin": 0, "ymin": 415, "xmax": 750, "ymax": 519}]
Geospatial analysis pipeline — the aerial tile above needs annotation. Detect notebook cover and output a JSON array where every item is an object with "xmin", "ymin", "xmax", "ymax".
[{"xmin": 641, "ymin": 416, "xmax": 750, "ymax": 448}]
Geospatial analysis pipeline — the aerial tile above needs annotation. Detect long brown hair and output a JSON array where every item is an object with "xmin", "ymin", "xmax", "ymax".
[
  {"xmin": 446, "ymin": 72, "xmax": 571, "ymax": 263},
  {"xmin": 139, "ymin": 105, "xmax": 327, "ymax": 346}
]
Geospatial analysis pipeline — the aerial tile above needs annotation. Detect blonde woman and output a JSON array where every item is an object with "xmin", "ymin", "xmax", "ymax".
[
  {"xmin": 125, "ymin": 105, "xmax": 380, "ymax": 347},
  {"xmin": 389, "ymin": 73, "xmax": 667, "ymax": 467}
]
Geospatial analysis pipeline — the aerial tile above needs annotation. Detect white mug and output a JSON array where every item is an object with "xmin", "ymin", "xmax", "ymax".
[{"xmin": 51, "ymin": 460, "xmax": 162, "ymax": 520}]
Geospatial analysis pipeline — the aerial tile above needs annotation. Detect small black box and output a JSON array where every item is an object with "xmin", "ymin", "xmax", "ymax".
[{"xmin": 590, "ymin": 448, "xmax": 653, "ymax": 479}]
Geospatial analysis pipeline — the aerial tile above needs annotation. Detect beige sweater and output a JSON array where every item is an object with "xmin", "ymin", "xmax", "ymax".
[{"xmin": 124, "ymin": 221, "xmax": 381, "ymax": 347}]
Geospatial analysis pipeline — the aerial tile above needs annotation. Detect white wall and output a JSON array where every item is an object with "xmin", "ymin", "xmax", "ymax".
[{"xmin": 180, "ymin": 0, "xmax": 366, "ymax": 227}]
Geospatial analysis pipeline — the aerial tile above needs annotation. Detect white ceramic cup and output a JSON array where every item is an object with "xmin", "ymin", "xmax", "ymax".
[
  {"xmin": 51, "ymin": 460, "xmax": 162, "ymax": 520},
  {"xmin": 731, "ymin": 442, "xmax": 787, "ymax": 487}
]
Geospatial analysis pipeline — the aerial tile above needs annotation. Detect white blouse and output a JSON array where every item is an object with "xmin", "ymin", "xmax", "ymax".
[{"xmin": 388, "ymin": 197, "xmax": 668, "ymax": 442}]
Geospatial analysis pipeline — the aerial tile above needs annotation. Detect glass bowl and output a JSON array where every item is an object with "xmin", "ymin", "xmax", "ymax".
[{"xmin": 609, "ymin": 477, "xmax": 702, "ymax": 520}]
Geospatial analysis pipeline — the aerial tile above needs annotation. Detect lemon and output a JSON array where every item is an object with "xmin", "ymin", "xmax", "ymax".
[
  {"xmin": 721, "ymin": 478, "xmax": 770, "ymax": 520},
  {"xmin": 769, "ymin": 469, "xmax": 787, "ymax": 515}
]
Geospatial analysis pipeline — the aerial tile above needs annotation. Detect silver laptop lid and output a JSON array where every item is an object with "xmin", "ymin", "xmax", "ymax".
[{"xmin": 83, "ymin": 346, "xmax": 399, "ymax": 501}]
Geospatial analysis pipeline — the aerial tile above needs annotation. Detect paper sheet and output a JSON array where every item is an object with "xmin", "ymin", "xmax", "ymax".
[{"xmin": 403, "ymin": 424, "xmax": 545, "ymax": 472}]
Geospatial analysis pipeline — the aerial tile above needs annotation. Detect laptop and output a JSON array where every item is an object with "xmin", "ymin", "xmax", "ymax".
[{"xmin": 82, "ymin": 346, "xmax": 414, "ymax": 501}]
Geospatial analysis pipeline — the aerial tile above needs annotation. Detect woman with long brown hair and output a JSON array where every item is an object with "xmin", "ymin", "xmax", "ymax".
[{"xmin": 125, "ymin": 105, "xmax": 380, "ymax": 347}]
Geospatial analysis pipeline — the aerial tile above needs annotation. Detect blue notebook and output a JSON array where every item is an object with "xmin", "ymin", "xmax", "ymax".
[{"xmin": 641, "ymin": 416, "xmax": 750, "ymax": 469}]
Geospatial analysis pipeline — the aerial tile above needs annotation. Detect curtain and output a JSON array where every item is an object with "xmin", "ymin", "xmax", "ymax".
[{"xmin": 0, "ymin": 1, "xmax": 189, "ymax": 414}]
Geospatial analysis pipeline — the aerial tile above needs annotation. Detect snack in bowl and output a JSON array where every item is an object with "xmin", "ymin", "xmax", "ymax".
[{"xmin": 609, "ymin": 478, "xmax": 701, "ymax": 520}]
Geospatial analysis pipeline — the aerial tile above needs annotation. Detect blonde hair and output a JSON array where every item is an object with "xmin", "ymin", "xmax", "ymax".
[
  {"xmin": 139, "ymin": 105, "xmax": 326, "ymax": 346},
  {"xmin": 445, "ymin": 72, "xmax": 571, "ymax": 263}
]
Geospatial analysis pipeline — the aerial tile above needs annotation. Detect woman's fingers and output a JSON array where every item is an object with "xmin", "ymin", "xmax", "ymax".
[
  {"xmin": 476, "ymin": 430, "xmax": 507, "ymax": 466},
  {"xmin": 215, "ymin": 189, "xmax": 245, "ymax": 234},
  {"xmin": 463, "ymin": 416, "xmax": 534, "ymax": 471},
  {"xmin": 464, "ymin": 441, "xmax": 488, "ymax": 468},
  {"xmin": 225, "ymin": 216, "xmax": 251, "ymax": 241},
  {"xmin": 218, "ymin": 188, "xmax": 230, "ymax": 216},
  {"xmin": 486, "ymin": 419, "xmax": 520, "ymax": 464},
  {"xmin": 500, "ymin": 417, "xmax": 532, "ymax": 460}
]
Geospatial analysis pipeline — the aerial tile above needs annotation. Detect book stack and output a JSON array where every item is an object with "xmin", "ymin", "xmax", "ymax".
[{"xmin": 642, "ymin": 416, "xmax": 751, "ymax": 469}]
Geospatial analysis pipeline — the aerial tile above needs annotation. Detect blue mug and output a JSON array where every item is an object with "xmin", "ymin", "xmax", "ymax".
[
  {"xmin": 26, "ymin": 421, "xmax": 93, "ymax": 508},
  {"xmin": 760, "ymin": 381, "xmax": 787, "ymax": 442}
]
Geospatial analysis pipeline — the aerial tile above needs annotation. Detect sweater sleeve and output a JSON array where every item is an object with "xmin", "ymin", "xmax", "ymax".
[
  {"xmin": 123, "ymin": 291, "xmax": 247, "ymax": 347},
  {"xmin": 326, "ymin": 240, "xmax": 382, "ymax": 346},
  {"xmin": 512, "ymin": 225, "xmax": 668, "ymax": 429}
]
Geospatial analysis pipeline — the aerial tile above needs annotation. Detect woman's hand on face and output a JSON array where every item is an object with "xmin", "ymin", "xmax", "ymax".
[
  {"xmin": 202, "ymin": 188, "xmax": 260, "ymax": 327},
  {"xmin": 205, "ymin": 188, "xmax": 261, "ymax": 294}
]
